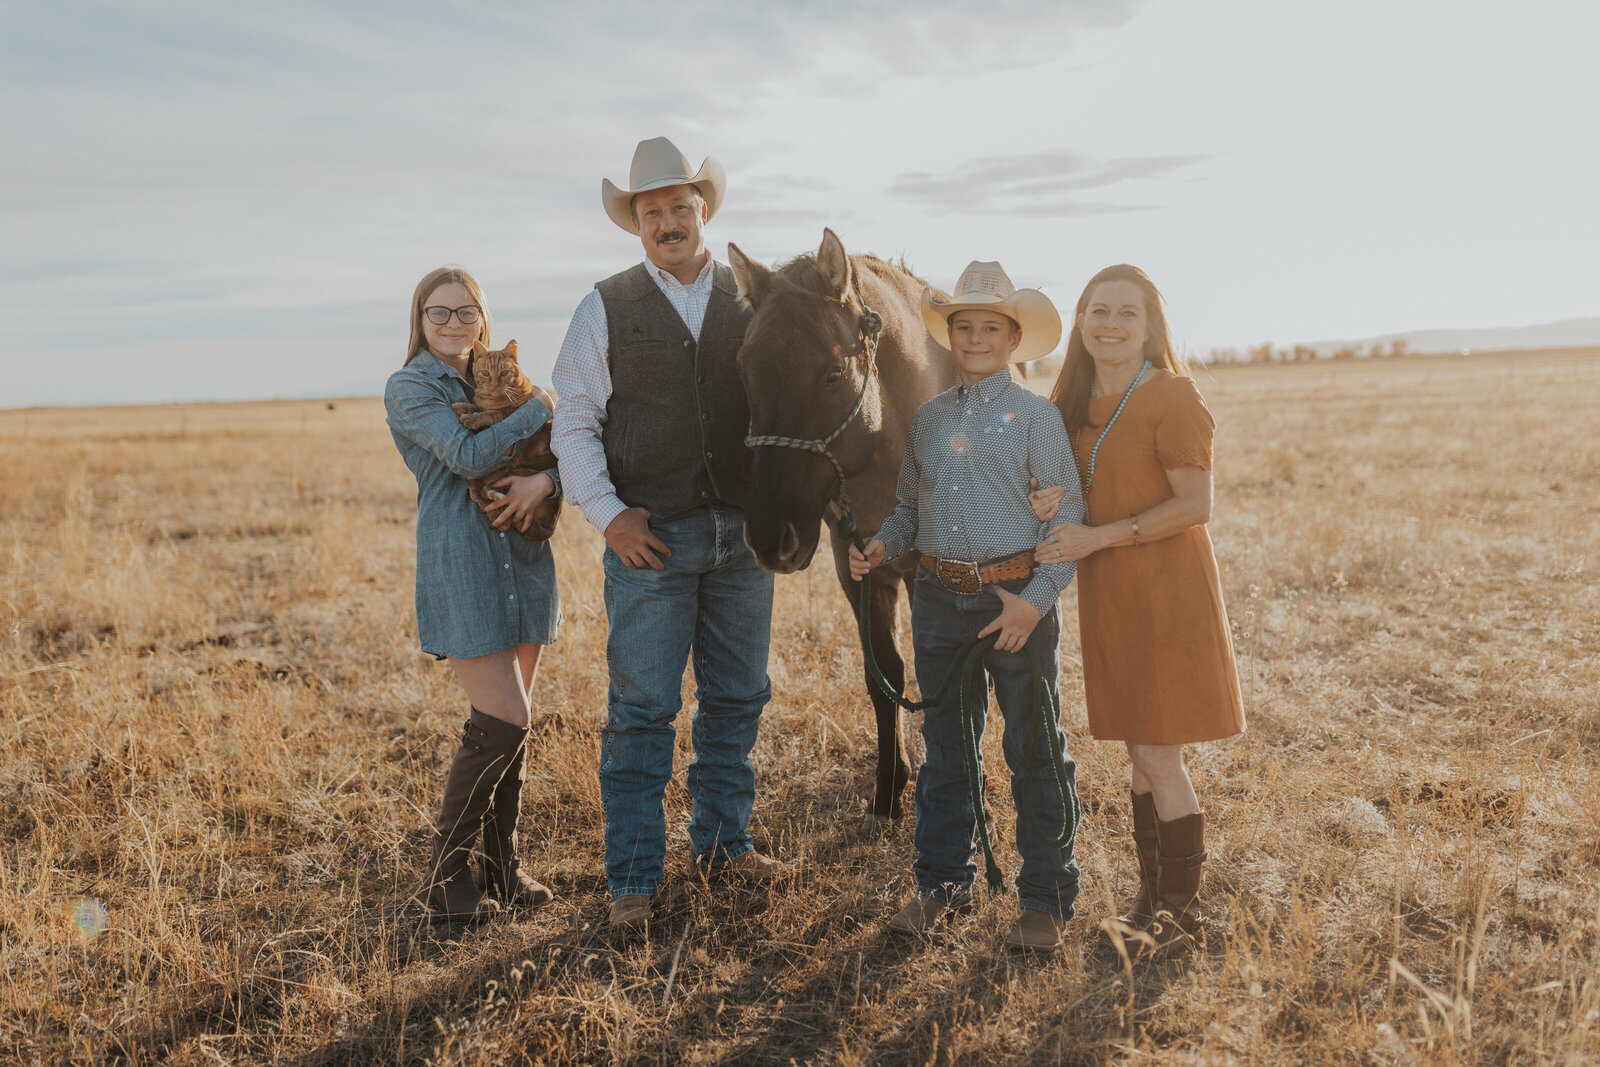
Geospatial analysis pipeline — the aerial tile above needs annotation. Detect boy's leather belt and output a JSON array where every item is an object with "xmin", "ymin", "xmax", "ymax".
[{"xmin": 919, "ymin": 548, "xmax": 1037, "ymax": 596}]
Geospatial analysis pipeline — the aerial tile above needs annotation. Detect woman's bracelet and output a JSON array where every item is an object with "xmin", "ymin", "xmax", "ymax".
[{"xmin": 1129, "ymin": 513, "xmax": 1143, "ymax": 545}]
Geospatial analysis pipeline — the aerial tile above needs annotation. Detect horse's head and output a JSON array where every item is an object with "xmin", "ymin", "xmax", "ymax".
[{"xmin": 732, "ymin": 228, "xmax": 885, "ymax": 573}]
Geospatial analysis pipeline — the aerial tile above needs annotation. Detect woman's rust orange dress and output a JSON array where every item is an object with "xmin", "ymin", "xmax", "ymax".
[{"xmin": 1072, "ymin": 370, "xmax": 1245, "ymax": 744}]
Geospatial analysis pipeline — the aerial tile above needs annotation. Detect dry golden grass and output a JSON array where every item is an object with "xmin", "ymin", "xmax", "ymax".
[{"xmin": 2, "ymin": 349, "xmax": 1598, "ymax": 1065}]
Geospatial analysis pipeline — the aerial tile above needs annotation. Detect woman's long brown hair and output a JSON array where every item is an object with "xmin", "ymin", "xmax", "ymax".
[
  {"xmin": 404, "ymin": 266, "xmax": 491, "ymax": 365},
  {"xmin": 1049, "ymin": 263, "xmax": 1185, "ymax": 434}
]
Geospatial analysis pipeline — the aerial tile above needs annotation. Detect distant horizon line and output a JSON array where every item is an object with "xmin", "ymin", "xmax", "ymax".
[{"xmin": 6, "ymin": 341, "xmax": 1598, "ymax": 414}]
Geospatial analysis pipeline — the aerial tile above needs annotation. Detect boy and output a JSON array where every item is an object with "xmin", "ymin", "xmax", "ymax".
[{"xmin": 849, "ymin": 261, "xmax": 1085, "ymax": 952}]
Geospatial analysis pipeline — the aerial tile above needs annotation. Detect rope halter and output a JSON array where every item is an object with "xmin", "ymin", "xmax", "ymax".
[{"xmin": 743, "ymin": 278, "xmax": 884, "ymax": 549}]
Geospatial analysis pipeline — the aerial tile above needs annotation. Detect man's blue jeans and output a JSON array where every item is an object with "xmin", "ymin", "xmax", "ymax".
[
  {"xmin": 599, "ymin": 505, "xmax": 775, "ymax": 899},
  {"xmin": 910, "ymin": 573, "xmax": 1080, "ymax": 918}
]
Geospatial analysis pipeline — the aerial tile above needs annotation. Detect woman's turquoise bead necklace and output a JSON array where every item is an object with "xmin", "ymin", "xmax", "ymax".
[{"xmin": 1080, "ymin": 360, "xmax": 1151, "ymax": 493}]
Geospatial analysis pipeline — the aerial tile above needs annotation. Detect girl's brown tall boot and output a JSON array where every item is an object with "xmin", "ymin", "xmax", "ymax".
[
  {"xmin": 478, "ymin": 735, "xmax": 554, "ymax": 909},
  {"xmin": 422, "ymin": 709, "xmax": 526, "ymax": 922}
]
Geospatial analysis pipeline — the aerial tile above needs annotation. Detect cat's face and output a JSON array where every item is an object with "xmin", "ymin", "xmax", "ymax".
[{"xmin": 472, "ymin": 339, "xmax": 533, "ymax": 409}]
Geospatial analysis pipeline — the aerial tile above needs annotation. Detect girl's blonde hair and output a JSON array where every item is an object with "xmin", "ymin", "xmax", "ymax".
[{"xmin": 404, "ymin": 266, "xmax": 491, "ymax": 365}]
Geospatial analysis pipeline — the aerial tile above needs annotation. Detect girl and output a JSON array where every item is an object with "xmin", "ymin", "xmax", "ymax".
[{"xmin": 384, "ymin": 266, "xmax": 561, "ymax": 921}]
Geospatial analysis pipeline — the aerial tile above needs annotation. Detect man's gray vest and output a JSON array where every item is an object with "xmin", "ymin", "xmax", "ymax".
[{"xmin": 597, "ymin": 261, "xmax": 753, "ymax": 519}]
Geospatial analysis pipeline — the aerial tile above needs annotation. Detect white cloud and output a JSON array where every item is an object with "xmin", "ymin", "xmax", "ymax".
[
  {"xmin": 888, "ymin": 152, "xmax": 1211, "ymax": 215},
  {"xmin": 2, "ymin": 0, "xmax": 1598, "ymax": 405}
]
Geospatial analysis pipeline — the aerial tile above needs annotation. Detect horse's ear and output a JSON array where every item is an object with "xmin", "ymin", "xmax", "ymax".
[
  {"xmin": 727, "ymin": 242, "xmax": 771, "ymax": 310},
  {"xmin": 817, "ymin": 227, "xmax": 851, "ymax": 300}
]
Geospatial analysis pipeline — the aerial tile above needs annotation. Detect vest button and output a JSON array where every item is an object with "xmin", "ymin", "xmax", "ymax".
[
  {"xmin": 697, "ymin": 375, "xmax": 706, "ymax": 384},
  {"xmin": 701, "ymin": 491, "xmax": 711, "ymax": 499},
  {"xmin": 702, "ymin": 412, "xmax": 711, "ymax": 421},
  {"xmin": 682, "ymin": 339, "xmax": 692, "ymax": 348},
  {"xmin": 705, "ymin": 450, "xmax": 713, "ymax": 459}
]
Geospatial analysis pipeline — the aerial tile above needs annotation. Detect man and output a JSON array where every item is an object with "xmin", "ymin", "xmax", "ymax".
[{"xmin": 551, "ymin": 137, "xmax": 791, "ymax": 937}]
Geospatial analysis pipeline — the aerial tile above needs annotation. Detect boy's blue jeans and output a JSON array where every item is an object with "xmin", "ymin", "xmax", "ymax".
[
  {"xmin": 598, "ymin": 505, "xmax": 775, "ymax": 899},
  {"xmin": 910, "ymin": 572, "xmax": 1080, "ymax": 918}
]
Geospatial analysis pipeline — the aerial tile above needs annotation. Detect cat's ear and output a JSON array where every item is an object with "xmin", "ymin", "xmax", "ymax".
[
  {"xmin": 505, "ymin": 339, "xmax": 517, "ymax": 356},
  {"xmin": 472, "ymin": 340, "xmax": 487, "ymax": 358}
]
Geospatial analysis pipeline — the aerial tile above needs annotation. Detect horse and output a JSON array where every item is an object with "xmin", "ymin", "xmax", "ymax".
[{"xmin": 729, "ymin": 228, "xmax": 956, "ymax": 825}]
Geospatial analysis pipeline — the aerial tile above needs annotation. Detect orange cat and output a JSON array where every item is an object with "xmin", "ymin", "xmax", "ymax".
[{"xmin": 451, "ymin": 339, "xmax": 563, "ymax": 541}]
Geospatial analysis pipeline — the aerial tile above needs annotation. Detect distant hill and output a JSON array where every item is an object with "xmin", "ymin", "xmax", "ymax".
[{"xmin": 1307, "ymin": 316, "xmax": 1600, "ymax": 357}]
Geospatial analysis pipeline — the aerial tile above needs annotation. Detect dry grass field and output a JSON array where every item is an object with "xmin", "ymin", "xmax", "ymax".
[{"xmin": 3, "ymin": 347, "xmax": 1598, "ymax": 1065}]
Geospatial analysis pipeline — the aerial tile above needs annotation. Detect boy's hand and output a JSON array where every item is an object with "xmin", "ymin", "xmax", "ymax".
[
  {"xmin": 1028, "ymin": 476, "xmax": 1066, "ymax": 522},
  {"xmin": 848, "ymin": 538, "xmax": 885, "ymax": 580},
  {"xmin": 978, "ymin": 586, "xmax": 1043, "ymax": 653}
]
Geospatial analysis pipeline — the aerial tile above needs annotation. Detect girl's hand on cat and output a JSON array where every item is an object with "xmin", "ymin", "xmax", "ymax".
[{"xmin": 485, "ymin": 472, "xmax": 554, "ymax": 532}]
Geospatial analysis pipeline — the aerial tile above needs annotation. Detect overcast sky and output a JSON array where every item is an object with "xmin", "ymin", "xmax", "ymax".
[{"xmin": 4, "ymin": 0, "xmax": 1597, "ymax": 407}]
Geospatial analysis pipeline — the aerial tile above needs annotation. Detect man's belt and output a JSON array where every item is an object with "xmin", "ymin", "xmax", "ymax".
[{"xmin": 919, "ymin": 547, "xmax": 1037, "ymax": 597}]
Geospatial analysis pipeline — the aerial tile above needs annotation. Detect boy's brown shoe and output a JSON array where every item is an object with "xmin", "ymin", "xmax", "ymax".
[
  {"xmin": 1006, "ymin": 908, "xmax": 1068, "ymax": 953},
  {"xmin": 888, "ymin": 895, "xmax": 960, "ymax": 936}
]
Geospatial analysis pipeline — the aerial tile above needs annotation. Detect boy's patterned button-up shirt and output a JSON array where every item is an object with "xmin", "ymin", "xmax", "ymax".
[{"xmin": 876, "ymin": 369, "xmax": 1085, "ymax": 615}]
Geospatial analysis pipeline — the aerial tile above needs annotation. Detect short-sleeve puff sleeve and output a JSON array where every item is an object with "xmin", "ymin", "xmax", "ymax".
[{"xmin": 1154, "ymin": 377, "xmax": 1215, "ymax": 471}]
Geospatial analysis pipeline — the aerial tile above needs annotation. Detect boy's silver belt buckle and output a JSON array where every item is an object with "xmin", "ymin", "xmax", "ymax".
[{"xmin": 935, "ymin": 558, "xmax": 983, "ymax": 597}]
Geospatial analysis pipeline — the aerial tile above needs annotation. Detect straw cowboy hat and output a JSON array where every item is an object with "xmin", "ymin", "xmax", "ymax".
[
  {"xmin": 921, "ymin": 261, "xmax": 1063, "ymax": 363},
  {"xmin": 602, "ymin": 137, "xmax": 727, "ymax": 235}
]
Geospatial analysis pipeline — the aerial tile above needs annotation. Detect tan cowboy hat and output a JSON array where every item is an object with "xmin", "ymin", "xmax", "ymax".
[
  {"xmin": 601, "ymin": 137, "xmax": 727, "ymax": 235},
  {"xmin": 921, "ymin": 261, "xmax": 1062, "ymax": 363}
]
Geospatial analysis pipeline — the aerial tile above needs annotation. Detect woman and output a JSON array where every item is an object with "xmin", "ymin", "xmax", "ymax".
[
  {"xmin": 1031, "ymin": 263, "xmax": 1244, "ymax": 958},
  {"xmin": 384, "ymin": 266, "xmax": 562, "ymax": 922}
]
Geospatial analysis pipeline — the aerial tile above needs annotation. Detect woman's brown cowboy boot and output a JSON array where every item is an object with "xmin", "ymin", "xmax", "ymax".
[
  {"xmin": 1141, "ymin": 810, "xmax": 1207, "ymax": 959},
  {"xmin": 478, "ymin": 735, "xmax": 554, "ymax": 909},
  {"xmin": 422, "ymin": 709, "xmax": 525, "ymax": 922},
  {"xmin": 1116, "ymin": 791, "xmax": 1160, "ymax": 930}
]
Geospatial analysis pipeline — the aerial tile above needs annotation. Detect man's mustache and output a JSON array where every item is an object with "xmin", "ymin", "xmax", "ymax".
[{"xmin": 655, "ymin": 230, "xmax": 688, "ymax": 244}]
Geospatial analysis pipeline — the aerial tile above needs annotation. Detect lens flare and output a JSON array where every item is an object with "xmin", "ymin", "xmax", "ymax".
[
  {"xmin": 70, "ymin": 897, "xmax": 108, "ymax": 939},
  {"xmin": 1000, "ymin": 411, "xmax": 1017, "ymax": 425}
]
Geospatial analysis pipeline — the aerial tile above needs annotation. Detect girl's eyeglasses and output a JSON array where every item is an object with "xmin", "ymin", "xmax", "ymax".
[{"xmin": 424, "ymin": 305, "xmax": 481, "ymax": 325}]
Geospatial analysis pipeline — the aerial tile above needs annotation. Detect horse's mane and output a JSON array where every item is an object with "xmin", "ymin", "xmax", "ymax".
[{"xmin": 767, "ymin": 252, "xmax": 926, "ymax": 298}]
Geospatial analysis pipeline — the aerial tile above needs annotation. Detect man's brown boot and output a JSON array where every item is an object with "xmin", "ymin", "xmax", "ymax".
[
  {"xmin": 717, "ymin": 850, "xmax": 797, "ymax": 883},
  {"xmin": 609, "ymin": 895, "xmax": 653, "ymax": 939},
  {"xmin": 1141, "ymin": 810, "xmax": 1207, "ymax": 960},
  {"xmin": 1116, "ymin": 791, "xmax": 1160, "ymax": 930},
  {"xmin": 478, "ymin": 735, "xmax": 554, "ymax": 909},
  {"xmin": 422, "ymin": 709, "xmax": 525, "ymax": 922}
]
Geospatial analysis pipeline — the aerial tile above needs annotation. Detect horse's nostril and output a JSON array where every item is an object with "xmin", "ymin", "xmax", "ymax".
[{"xmin": 779, "ymin": 523, "xmax": 799, "ymax": 560}]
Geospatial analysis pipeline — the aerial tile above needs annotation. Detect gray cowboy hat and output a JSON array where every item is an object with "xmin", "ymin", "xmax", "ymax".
[{"xmin": 601, "ymin": 137, "xmax": 727, "ymax": 235}]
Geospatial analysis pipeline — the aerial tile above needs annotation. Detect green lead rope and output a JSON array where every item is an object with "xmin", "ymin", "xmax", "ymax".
[{"xmin": 849, "ymin": 530, "xmax": 1080, "ymax": 895}]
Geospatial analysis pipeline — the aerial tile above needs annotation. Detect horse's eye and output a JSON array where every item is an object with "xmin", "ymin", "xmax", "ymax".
[{"xmin": 825, "ymin": 369, "xmax": 844, "ymax": 384}]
